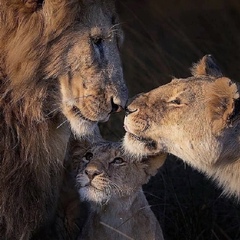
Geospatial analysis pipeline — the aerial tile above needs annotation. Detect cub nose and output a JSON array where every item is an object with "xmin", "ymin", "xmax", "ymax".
[{"xmin": 85, "ymin": 166, "xmax": 102, "ymax": 180}]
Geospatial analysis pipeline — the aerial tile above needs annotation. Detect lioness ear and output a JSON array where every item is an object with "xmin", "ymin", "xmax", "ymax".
[
  {"xmin": 143, "ymin": 153, "xmax": 167, "ymax": 177},
  {"xmin": 207, "ymin": 78, "xmax": 240, "ymax": 133},
  {"xmin": 191, "ymin": 55, "xmax": 223, "ymax": 78}
]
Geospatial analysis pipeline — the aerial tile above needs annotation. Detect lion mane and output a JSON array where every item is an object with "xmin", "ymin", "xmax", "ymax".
[{"xmin": 0, "ymin": 0, "xmax": 127, "ymax": 239}]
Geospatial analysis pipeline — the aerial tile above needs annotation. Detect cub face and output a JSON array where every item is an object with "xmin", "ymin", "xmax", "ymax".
[{"xmin": 76, "ymin": 142, "xmax": 166, "ymax": 204}]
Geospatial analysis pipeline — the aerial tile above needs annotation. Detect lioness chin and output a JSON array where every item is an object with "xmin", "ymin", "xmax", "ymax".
[{"xmin": 123, "ymin": 55, "xmax": 240, "ymax": 198}]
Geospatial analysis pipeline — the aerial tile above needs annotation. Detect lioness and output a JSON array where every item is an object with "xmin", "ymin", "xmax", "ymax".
[
  {"xmin": 123, "ymin": 55, "xmax": 240, "ymax": 198},
  {"xmin": 76, "ymin": 142, "xmax": 165, "ymax": 240}
]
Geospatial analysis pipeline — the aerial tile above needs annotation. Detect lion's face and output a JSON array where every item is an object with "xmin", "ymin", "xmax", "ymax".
[
  {"xmin": 3, "ymin": 0, "xmax": 128, "ymax": 136},
  {"xmin": 76, "ymin": 142, "xmax": 165, "ymax": 205},
  {"xmin": 55, "ymin": 1, "xmax": 127, "ymax": 136},
  {"xmin": 123, "ymin": 55, "xmax": 240, "ymax": 168}
]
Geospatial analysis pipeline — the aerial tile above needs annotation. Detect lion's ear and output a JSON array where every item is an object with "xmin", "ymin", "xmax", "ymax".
[
  {"xmin": 191, "ymin": 55, "xmax": 223, "ymax": 78},
  {"xmin": 143, "ymin": 153, "xmax": 167, "ymax": 177},
  {"xmin": 207, "ymin": 78, "xmax": 240, "ymax": 133}
]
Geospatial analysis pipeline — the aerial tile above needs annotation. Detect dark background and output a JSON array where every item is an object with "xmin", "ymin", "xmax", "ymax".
[{"xmin": 100, "ymin": 0, "xmax": 240, "ymax": 239}]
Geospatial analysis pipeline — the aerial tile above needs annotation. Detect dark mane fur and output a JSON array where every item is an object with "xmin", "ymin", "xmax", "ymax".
[{"xmin": 0, "ymin": 0, "xmax": 86, "ymax": 239}]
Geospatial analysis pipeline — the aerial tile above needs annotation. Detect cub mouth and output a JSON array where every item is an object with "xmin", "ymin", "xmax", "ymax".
[
  {"xmin": 72, "ymin": 105, "xmax": 97, "ymax": 123},
  {"xmin": 128, "ymin": 132, "xmax": 157, "ymax": 150}
]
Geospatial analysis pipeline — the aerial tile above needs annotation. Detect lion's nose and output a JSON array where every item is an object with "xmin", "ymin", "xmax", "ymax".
[{"xmin": 111, "ymin": 97, "xmax": 123, "ymax": 113}]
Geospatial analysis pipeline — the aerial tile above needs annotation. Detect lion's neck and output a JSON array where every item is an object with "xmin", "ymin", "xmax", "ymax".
[{"xmin": 80, "ymin": 189, "xmax": 163, "ymax": 240}]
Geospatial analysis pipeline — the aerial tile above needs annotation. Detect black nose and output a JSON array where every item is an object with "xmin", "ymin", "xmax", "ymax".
[
  {"xmin": 111, "ymin": 98, "xmax": 123, "ymax": 113},
  {"xmin": 85, "ymin": 168, "xmax": 101, "ymax": 180}
]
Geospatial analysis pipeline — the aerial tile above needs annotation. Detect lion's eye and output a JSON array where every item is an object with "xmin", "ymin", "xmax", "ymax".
[
  {"xmin": 91, "ymin": 36, "xmax": 104, "ymax": 56},
  {"xmin": 111, "ymin": 157, "xmax": 125, "ymax": 165},
  {"xmin": 92, "ymin": 37, "xmax": 103, "ymax": 47},
  {"xmin": 84, "ymin": 152, "xmax": 93, "ymax": 161}
]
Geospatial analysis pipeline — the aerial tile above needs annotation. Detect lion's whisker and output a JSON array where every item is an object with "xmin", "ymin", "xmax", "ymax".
[{"xmin": 56, "ymin": 119, "xmax": 68, "ymax": 129}]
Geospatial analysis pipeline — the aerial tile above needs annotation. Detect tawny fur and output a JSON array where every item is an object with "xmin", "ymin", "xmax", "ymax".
[
  {"xmin": 0, "ymin": 0, "xmax": 127, "ymax": 239},
  {"xmin": 75, "ymin": 142, "xmax": 166, "ymax": 240},
  {"xmin": 123, "ymin": 55, "xmax": 240, "ymax": 199}
]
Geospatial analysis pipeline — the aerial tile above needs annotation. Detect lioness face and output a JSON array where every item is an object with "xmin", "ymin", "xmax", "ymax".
[
  {"xmin": 124, "ymin": 79, "xmax": 212, "ymax": 158},
  {"xmin": 123, "ymin": 55, "xmax": 240, "ymax": 168},
  {"xmin": 54, "ymin": 1, "xmax": 128, "ymax": 136}
]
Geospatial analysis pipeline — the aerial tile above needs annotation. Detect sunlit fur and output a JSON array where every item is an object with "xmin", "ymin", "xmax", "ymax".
[
  {"xmin": 0, "ymin": 1, "xmax": 127, "ymax": 239},
  {"xmin": 123, "ymin": 55, "xmax": 240, "ymax": 199},
  {"xmin": 76, "ymin": 142, "xmax": 165, "ymax": 240}
]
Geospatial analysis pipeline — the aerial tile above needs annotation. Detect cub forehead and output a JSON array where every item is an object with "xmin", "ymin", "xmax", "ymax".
[{"xmin": 83, "ymin": 142, "xmax": 143, "ymax": 164}]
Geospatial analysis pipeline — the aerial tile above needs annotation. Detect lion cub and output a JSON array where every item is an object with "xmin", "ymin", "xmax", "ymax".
[{"xmin": 76, "ymin": 142, "xmax": 165, "ymax": 240}]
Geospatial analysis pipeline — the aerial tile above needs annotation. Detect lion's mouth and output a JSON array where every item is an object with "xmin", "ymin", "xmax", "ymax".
[
  {"xmin": 128, "ymin": 132, "xmax": 157, "ymax": 150},
  {"xmin": 72, "ymin": 105, "xmax": 97, "ymax": 123}
]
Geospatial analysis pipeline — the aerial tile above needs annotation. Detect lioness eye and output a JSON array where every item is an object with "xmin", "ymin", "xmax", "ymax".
[
  {"xmin": 84, "ymin": 152, "xmax": 93, "ymax": 161},
  {"xmin": 111, "ymin": 157, "xmax": 124, "ymax": 165},
  {"xmin": 170, "ymin": 98, "xmax": 181, "ymax": 105}
]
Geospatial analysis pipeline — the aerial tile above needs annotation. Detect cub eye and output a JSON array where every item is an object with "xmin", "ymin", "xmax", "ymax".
[
  {"xmin": 169, "ymin": 98, "xmax": 181, "ymax": 105},
  {"xmin": 84, "ymin": 152, "xmax": 93, "ymax": 161},
  {"xmin": 111, "ymin": 157, "xmax": 125, "ymax": 165}
]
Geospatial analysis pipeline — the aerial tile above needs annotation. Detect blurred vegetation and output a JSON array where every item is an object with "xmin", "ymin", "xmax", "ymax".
[{"xmin": 100, "ymin": 0, "xmax": 240, "ymax": 239}]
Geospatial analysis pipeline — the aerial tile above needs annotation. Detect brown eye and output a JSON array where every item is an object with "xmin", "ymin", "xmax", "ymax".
[
  {"xmin": 111, "ymin": 157, "xmax": 125, "ymax": 165},
  {"xmin": 91, "ymin": 36, "xmax": 104, "ymax": 55},
  {"xmin": 84, "ymin": 152, "xmax": 93, "ymax": 161},
  {"xmin": 170, "ymin": 98, "xmax": 181, "ymax": 105}
]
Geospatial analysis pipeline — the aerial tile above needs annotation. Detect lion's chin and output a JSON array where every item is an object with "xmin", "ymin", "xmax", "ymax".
[
  {"xmin": 123, "ymin": 132, "xmax": 160, "ymax": 158},
  {"xmin": 61, "ymin": 104, "xmax": 99, "ymax": 137},
  {"xmin": 69, "ymin": 117, "xmax": 97, "ymax": 137}
]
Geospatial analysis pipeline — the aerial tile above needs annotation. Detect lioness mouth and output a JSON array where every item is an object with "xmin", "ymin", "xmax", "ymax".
[
  {"xmin": 72, "ymin": 105, "xmax": 96, "ymax": 123},
  {"xmin": 128, "ymin": 132, "xmax": 157, "ymax": 150}
]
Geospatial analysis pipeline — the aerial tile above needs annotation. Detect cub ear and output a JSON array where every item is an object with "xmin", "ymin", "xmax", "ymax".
[
  {"xmin": 143, "ymin": 153, "xmax": 167, "ymax": 177},
  {"xmin": 191, "ymin": 55, "xmax": 223, "ymax": 78},
  {"xmin": 207, "ymin": 78, "xmax": 240, "ymax": 134}
]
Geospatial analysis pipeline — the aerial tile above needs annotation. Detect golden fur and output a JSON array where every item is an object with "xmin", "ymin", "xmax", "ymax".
[
  {"xmin": 0, "ymin": 0, "xmax": 127, "ymax": 239},
  {"xmin": 123, "ymin": 55, "xmax": 240, "ymax": 199},
  {"xmin": 76, "ymin": 142, "xmax": 165, "ymax": 240}
]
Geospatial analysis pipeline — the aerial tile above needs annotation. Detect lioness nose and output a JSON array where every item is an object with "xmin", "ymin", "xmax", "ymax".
[
  {"xmin": 125, "ymin": 107, "xmax": 137, "ymax": 116},
  {"xmin": 85, "ymin": 167, "xmax": 102, "ymax": 180},
  {"xmin": 111, "ymin": 97, "xmax": 123, "ymax": 113}
]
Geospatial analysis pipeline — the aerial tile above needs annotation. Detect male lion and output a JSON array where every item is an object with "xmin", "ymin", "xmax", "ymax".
[
  {"xmin": 76, "ymin": 141, "xmax": 165, "ymax": 240},
  {"xmin": 0, "ymin": 0, "xmax": 127, "ymax": 239},
  {"xmin": 123, "ymin": 55, "xmax": 240, "ymax": 199}
]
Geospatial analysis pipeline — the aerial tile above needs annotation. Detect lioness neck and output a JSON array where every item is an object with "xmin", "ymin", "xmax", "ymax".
[
  {"xmin": 205, "ymin": 159, "xmax": 240, "ymax": 198},
  {"xmin": 80, "ymin": 189, "xmax": 164, "ymax": 240}
]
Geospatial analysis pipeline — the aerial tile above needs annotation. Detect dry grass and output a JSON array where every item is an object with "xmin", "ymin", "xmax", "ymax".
[{"xmin": 100, "ymin": 0, "xmax": 240, "ymax": 239}]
